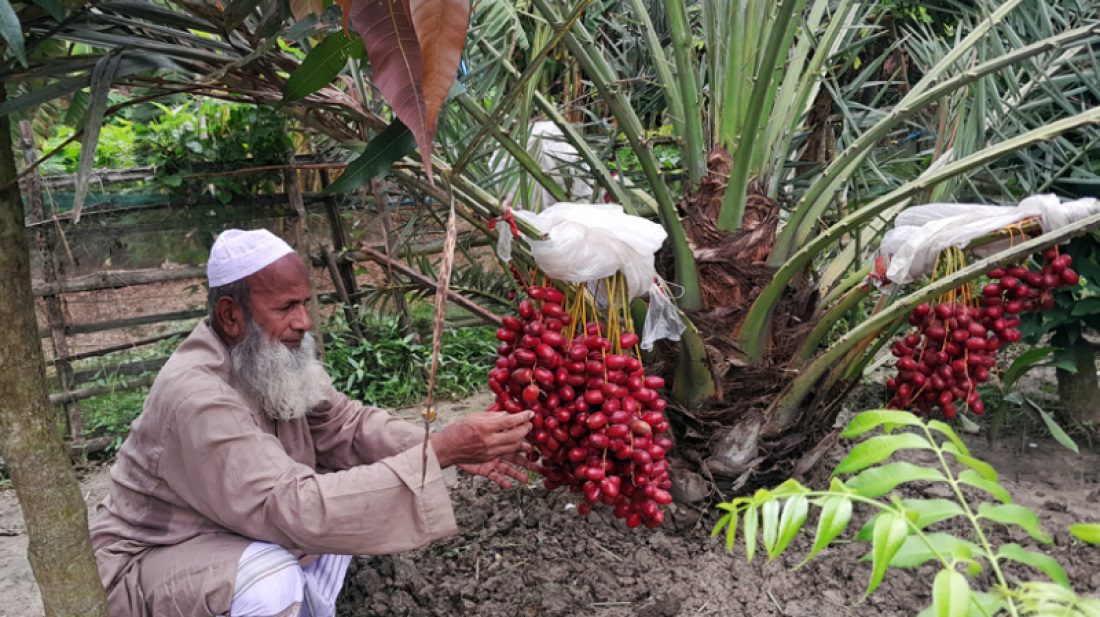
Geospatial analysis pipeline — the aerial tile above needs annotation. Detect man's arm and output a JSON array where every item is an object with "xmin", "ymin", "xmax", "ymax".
[{"xmin": 162, "ymin": 391, "xmax": 458, "ymax": 555}]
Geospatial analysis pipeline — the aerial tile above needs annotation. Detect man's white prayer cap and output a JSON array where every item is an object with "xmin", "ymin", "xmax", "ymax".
[{"xmin": 207, "ymin": 229, "xmax": 296, "ymax": 287}]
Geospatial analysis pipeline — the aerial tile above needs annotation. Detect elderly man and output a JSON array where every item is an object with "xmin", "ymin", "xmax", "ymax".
[{"xmin": 90, "ymin": 229, "xmax": 534, "ymax": 617}]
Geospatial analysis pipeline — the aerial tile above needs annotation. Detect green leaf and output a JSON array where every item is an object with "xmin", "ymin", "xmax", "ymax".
[
  {"xmin": 998, "ymin": 543, "xmax": 1069, "ymax": 588},
  {"xmin": 887, "ymin": 533, "xmax": 978, "ymax": 569},
  {"xmin": 711, "ymin": 511, "xmax": 731, "ymax": 538},
  {"xmin": 941, "ymin": 442, "xmax": 997, "ymax": 482},
  {"xmin": 772, "ymin": 496, "xmax": 809, "ymax": 558},
  {"xmin": 978, "ymin": 503, "xmax": 1052, "ymax": 543},
  {"xmin": 902, "ymin": 499, "xmax": 967, "ymax": 529},
  {"xmin": 0, "ymin": 0, "xmax": 26, "ymax": 66},
  {"xmin": 1070, "ymin": 297, "xmax": 1100, "ymax": 317},
  {"xmin": 1069, "ymin": 523, "xmax": 1100, "ymax": 545},
  {"xmin": 282, "ymin": 32, "xmax": 364, "ymax": 104},
  {"xmin": 933, "ymin": 568, "xmax": 970, "ymax": 617},
  {"xmin": 868, "ymin": 512, "xmax": 909, "ymax": 596},
  {"xmin": 30, "ymin": 0, "xmax": 65, "ymax": 20},
  {"xmin": 842, "ymin": 409, "xmax": 924, "ymax": 439},
  {"xmin": 724, "ymin": 510, "xmax": 740, "ymax": 552},
  {"xmin": 72, "ymin": 51, "xmax": 124, "ymax": 223},
  {"xmin": 1001, "ymin": 346, "xmax": 1056, "ymax": 390},
  {"xmin": 1025, "ymin": 397, "xmax": 1079, "ymax": 454},
  {"xmin": 847, "ymin": 461, "xmax": 948, "ymax": 498},
  {"xmin": 324, "ymin": 120, "xmax": 416, "ymax": 194},
  {"xmin": 803, "ymin": 496, "xmax": 852, "ymax": 563},
  {"xmin": 835, "ymin": 432, "xmax": 933, "ymax": 474},
  {"xmin": 744, "ymin": 504, "xmax": 758, "ymax": 562},
  {"xmin": 761, "ymin": 499, "xmax": 780, "ymax": 558},
  {"xmin": 958, "ymin": 470, "xmax": 1012, "ymax": 504},
  {"xmin": 926, "ymin": 420, "xmax": 970, "ymax": 457}
]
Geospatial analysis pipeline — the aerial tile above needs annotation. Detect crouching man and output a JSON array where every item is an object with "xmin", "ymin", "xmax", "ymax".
[{"xmin": 90, "ymin": 229, "xmax": 534, "ymax": 617}]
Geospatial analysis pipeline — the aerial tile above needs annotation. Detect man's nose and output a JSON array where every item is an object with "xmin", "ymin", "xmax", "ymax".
[{"xmin": 290, "ymin": 304, "xmax": 312, "ymax": 332}]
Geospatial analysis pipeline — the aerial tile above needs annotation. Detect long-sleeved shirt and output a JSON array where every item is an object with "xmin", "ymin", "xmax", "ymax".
[{"xmin": 90, "ymin": 319, "xmax": 457, "ymax": 616}]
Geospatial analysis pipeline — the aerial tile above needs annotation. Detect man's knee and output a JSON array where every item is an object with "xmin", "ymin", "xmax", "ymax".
[{"xmin": 230, "ymin": 543, "xmax": 305, "ymax": 617}]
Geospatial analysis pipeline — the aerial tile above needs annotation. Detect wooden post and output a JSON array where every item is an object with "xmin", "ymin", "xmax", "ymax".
[
  {"xmin": 20, "ymin": 121, "xmax": 83, "ymax": 442},
  {"xmin": 319, "ymin": 168, "xmax": 360, "ymax": 299},
  {"xmin": 373, "ymin": 180, "xmax": 417, "ymax": 338},
  {"xmin": 285, "ymin": 168, "xmax": 324, "ymax": 353}
]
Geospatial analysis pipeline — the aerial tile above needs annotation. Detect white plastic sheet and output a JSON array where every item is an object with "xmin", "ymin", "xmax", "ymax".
[
  {"xmin": 640, "ymin": 280, "xmax": 685, "ymax": 350},
  {"xmin": 515, "ymin": 202, "xmax": 666, "ymax": 299},
  {"xmin": 494, "ymin": 121, "xmax": 594, "ymax": 213},
  {"xmin": 879, "ymin": 194, "xmax": 1100, "ymax": 284}
]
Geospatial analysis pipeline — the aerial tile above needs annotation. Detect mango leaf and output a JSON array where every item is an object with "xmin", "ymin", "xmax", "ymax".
[
  {"xmin": 743, "ymin": 504, "xmax": 758, "ymax": 562},
  {"xmin": 884, "ymin": 533, "xmax": 978, "ymax": 568},
  {"xmin": 958, "ymin": 470, "xmax": 1012, "ymax": 504},
  {"xmin": 978, "ymin": 503, "xmax": 1052, "ymax": 543},
  {"xmin": 409, "ymin": 0, "xmax": 470, "ymax": 140},
  {"xmin": 282, "ymin": 32, "xmax": 365, "ymax": 104},
  {"xmin": 1022, "ymin": 396, "xmax": 1079, "ymax": 454},
  {"xmin": 802, "ymin": 496, "xmax": 852, "ymax": 564},
  {"xmin": 842, "ymin": 409, "xmax": 924, "ymax": 439},
  {"xmin": 998, "ymin": 543, "xmax": 1069, "ymax": 588},
  {"xmin": 847, "ymin": 461, "xmax": 947, "ymax": 498},
  {"xmin": 324, "ymin": 119, "xmax": 416, "ymax": 194},
  {"xmin": 933, "ymin": 568, "xmax": 970, "ymax": 617},
  {"xmin": 770, "ymin": 478, "xmax": 810, "ymax": 498},
  {"xmin": 941, "ymin": 442, "xmax": 997, "ymax": 481},
  {"xmin": 0, "ymin": 0, "xmax": 26, "ymax": 66},
  {"xmin": 1069, "ymin": 523, "xmax": 1100, "ymax": 545},
  {"xmin": 351, "ymin": 0, "xmax": 433, "ymax": 182},
  {"xmin": 30, "ymin": 0, "xmax": 65, "ymax": 20},
  {"xmin": 835, "ymin": 432, "xmax": 933, "ymax": 475},
  {"xmin": 72, "ymin": 51, "xmax": 124, "ymax": 224},
  {"xmin": 771, "ymin": 496, "xmax": 808, "ymax": 559},
  {"xmin": 1001, "ymin": 346, "xmax": 1056, "ymax": 390},
  {"xmin": 868, "ymin": 512, "xmax": 909, "ymax": 596}
]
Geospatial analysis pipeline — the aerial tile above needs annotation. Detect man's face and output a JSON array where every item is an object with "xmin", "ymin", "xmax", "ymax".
[{"xmin": 245, "ymin": 253, "xmax": 313, "ymax": 348}]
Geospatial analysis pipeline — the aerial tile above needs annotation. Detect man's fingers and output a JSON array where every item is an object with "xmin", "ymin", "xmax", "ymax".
[
  {"xmin": 491, "ymin": 423, "xmax": 533, "ymax": 451},
  {"xmin": 486, "ymin": 410, "xmax": 535, "ymax": 430}
]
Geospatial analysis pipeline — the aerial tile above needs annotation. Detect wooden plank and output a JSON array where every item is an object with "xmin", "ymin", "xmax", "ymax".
[
  {"xmin": 32, "ymin": 265, "xmax": 205, "ymax": 297},
  {"xmin": 51, "ymin": 329, "xmax": 190, "ymax": 364},
  {"xmin": 49, "ymin": 375, "xmax": 155, "ymax": 405},
  {"xmin": 62, "ymin": 308, "xmax": 206, "ymax": 336},
  {"xmin": 70, "ymin": 357, "xmax": 168, "ymax": 386}
]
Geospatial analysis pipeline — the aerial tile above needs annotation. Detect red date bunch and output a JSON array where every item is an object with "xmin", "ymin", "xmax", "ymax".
[
  {"xmin": 488, "ymin": 286, "xmax": 674, "ymax": 528},
  {"xmin": 888, "ymin": 247, "xmax": 1079, "ymax": 418}
]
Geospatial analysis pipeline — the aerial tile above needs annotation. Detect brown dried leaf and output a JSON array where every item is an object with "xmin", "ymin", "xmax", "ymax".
[{"xmin": 409, "ymin": 0, "xmax": 470, "ymax": 140}]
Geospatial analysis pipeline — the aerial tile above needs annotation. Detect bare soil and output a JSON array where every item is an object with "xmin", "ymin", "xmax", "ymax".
[{"xmin": 3, "ymin": 395, "xmax": 1098, "ymax": 617}]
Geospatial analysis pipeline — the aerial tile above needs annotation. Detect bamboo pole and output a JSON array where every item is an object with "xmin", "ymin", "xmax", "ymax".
[
  {"xmin": 32, "ymin": 265, "xmax": 206, "ymax": 297},
  {"xmin": 51, "ymin": 329, "xmax": 189, "ymax": 364},
  {"xmin": 21, "ymin": 120, "xmax": 85, "ymax": 442}
]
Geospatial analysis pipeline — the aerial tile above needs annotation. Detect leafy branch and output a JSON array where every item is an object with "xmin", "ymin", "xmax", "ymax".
[{"xmin": 712, "ymin": 409, "xmax": 1100, "ymax": 617}]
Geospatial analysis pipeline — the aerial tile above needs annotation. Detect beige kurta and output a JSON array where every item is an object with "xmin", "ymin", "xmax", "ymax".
[{"xmin": 90, "ymin": 320, "xmax": 457, "ymax": 617}]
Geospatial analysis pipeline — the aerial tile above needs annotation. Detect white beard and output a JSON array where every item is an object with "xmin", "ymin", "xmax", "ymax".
[{"xmin": 230, "ymin": 320, "xmax": 328, "ymax": 421}]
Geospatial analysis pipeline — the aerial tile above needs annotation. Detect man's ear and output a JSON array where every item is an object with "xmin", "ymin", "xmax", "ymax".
[{"xmin": 214, "ymin": 297, "xmax": 245, "ymax": 342}]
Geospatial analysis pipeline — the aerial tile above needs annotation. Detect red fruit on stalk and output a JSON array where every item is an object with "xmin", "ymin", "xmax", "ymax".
[{"xmin": 1062, "ymin": 269, "xmax": 1080, "ymax": 286}]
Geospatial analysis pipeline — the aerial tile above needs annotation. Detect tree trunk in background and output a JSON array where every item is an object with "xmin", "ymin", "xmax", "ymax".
[
  {"xmin": 0, "ymin": 105, "xmax": 109, "ymax": 615},
  {"xmin": 1056, "ymin": 337, "xmax": 1100, "ymax": 430}
]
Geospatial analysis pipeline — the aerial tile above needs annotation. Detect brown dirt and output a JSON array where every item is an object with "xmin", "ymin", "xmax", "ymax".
[
  {"xmin": 336, "ymin": 425, "xmax": 1100, "ymax": 617},
  {"xmin": 3, "ymin": 398, "xmax": 1097, "ymax": 617}
]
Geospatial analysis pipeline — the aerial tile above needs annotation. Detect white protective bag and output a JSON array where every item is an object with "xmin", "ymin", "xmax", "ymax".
[
  {"xmin": 879, "ymin": 194, "xmax": 1100, "ymax": 285},
  {"xmin": 513, "ymin": 202, "xmax": 686, "ymax": 349}
]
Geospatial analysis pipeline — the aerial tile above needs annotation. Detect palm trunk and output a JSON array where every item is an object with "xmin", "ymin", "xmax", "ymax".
[
  {"xmin": 0, "ymin": 101, "xmax": 109, "ymax": 616},
  {"xmin": 1055, "ymin": 337, "xmax": 1100, "ymax": 428}
]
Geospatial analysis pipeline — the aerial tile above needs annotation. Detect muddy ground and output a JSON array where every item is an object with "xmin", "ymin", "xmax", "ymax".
[{"xmin": 3, "ymin": 396, "xmax": 1098, "ymax": 617}]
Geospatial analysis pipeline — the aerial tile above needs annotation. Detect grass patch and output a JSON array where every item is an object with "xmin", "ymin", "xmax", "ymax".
[{"xmin": 324, "ymin": 308, "xmax": 496, "ymax": 408}]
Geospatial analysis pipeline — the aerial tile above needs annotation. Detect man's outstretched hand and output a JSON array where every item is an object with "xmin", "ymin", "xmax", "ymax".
[
  {"xmin": 429, "ymin": 411, "xmax": 534, "ymax": 469},
  {"xmin": 458, "ymin": 451, "xmax": 539, "ymax": 489}
]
